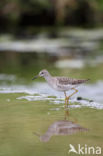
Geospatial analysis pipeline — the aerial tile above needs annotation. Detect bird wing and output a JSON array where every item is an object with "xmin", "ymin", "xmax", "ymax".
[{"xmin": 56, "ymin": 77, "xmax": 89, "ymax": 85}]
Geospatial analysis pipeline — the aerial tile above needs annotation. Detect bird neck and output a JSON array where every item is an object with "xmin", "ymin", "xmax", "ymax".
[{"xmin": 44, "ymin": 73, "xmax": 52, "ymax": 82}]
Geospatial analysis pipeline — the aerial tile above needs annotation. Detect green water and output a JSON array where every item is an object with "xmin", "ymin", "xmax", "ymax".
[{"xmin": 0, "ymin": 93, "xmax": 103, "ymax": 156}]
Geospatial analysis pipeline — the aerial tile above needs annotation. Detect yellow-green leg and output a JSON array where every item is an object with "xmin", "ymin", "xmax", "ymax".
[
  {"xmin": 70, "ymin": 88, "xmax": 78, "ymax": 98},
  {"xmin": 67, "ymin": 88, "xmax": 78, "ymax": 103},
  {"xmin": 68, "ymin": 88, "xmax": 78, "ymax": 120},
  {"xmin": 64, "ymin": 91, "xmax": 67, "ymax": 108},
  {"xmin": 64, "ymin": 91, "xmax": 69, "ymax": 120},
  {"xmin": 64, "ymin": 89, "xmax": 78, "ymax": 120}
]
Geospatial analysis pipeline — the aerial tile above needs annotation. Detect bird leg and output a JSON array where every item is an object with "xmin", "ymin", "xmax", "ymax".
[
  {"xmin": 66, "ymin": 88, "xmax": 78, "ymax": 107},
  {"xmin": 64, "ymin": 88, "xmax": 78, "ymax": 121},
  {"xmin": 66, "ymin": 96, "xmax": 70, "ymax": 107},
  {"xmin": 64, "ymin": 91, "xmax": 69, "ymax": 120},
  {"xmin": 70, "ymin": 88, "xmax": 78, "ymax": 98},
  {"xmin": 64, "ymin": 91, "xmax": 68, "ymax": 108},
  {"xmin": 64, "ymin": 89, "xmax": 78, "ymax": 120}
]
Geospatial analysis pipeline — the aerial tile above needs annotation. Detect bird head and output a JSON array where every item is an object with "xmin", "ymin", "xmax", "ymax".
[{"xmin": 32, "ymin": 69, "xmax": 49, "ymax": 80}]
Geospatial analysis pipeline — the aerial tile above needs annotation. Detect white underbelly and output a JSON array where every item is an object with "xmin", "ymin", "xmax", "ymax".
[{"xmin": 49, "ymin": 83, "xmax": 77, "ymax": 92}]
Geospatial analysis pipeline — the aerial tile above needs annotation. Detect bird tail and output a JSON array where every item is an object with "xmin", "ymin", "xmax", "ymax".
[{"xmin": 78, "ymin": 78, "xmax": 90, "ymax": 84}]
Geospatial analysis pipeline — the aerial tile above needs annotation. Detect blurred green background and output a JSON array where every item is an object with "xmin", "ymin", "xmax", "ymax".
[
  {"xmin": 0, "ymin": 0, "xmax": 103, "ymax": 80},
  {"xmin": 0, "ymin": 0, "xmax": 103, "ymax": 156}
]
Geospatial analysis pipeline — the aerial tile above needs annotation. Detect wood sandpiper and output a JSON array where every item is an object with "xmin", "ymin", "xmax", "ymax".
[{"xmin": 32, "ymin": 69, "xmax": 89, "ymax": 111}]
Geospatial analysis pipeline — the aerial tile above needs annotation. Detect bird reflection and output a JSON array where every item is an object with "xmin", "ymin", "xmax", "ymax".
[
  {"xmin": 64, "ymin": 109, "xmax": 69, "ymax": 120},
  {"xmin": 33, "ymin": 120, "xmax": 88, "ymax": 142}
]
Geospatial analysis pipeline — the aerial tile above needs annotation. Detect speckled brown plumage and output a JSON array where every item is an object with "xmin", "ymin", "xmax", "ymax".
[{"xmin": 57, "ymin": 77, "xmax": 89, "ymax": 85}]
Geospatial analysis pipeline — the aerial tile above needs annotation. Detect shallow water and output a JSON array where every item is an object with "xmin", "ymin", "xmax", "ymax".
[
  {"xmin": 0, "ymin": 80, "xmax": 103, "ymax": 109},
  {"xmin": 0, "ymin": 92, "xmax": 103, "ymax": 156},
  {"xmin": 0, "ymin": 72, "xmax": 103, "ymax": 156}
]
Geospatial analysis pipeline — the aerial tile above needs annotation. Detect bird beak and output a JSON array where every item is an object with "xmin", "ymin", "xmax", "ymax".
[{"xmin": 32, "ymin": 75, "xmax": 39, "ymax": 80}]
